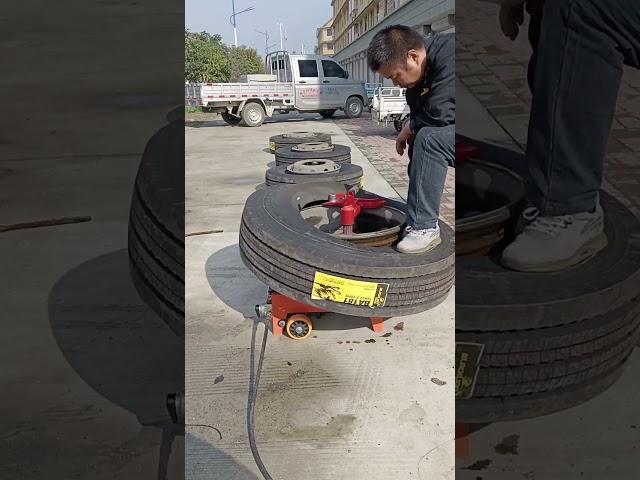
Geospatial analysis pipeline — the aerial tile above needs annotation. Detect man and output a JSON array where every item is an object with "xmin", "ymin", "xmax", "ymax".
[
  {"xmin": 485, "ymin": 0, "xmax": 640, "ymax": 271},
  {"xmin": 366, "ymin": 26, "xmax": 455, "ymax": 254}
]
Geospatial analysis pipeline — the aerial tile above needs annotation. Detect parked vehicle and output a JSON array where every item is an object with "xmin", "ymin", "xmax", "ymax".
[
  {"xmin": 185, "ymin": 51, "xmax": 368, "ymax": 127},
  {"xmin": 370, "ymin": 86, "xmax": 410, "ymax": 132},
  {"xmin": 365, "ymin": 82, "xmax": 383, "ymax": 106}
]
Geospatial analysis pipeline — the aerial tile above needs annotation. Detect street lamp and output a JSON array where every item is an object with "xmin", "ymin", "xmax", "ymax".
[
  {"xmin": 229, "ymin": 0, "xmax": 254, "ymax": 47},
  {"xmin": 276, "ymin": 22, "xmax": 285, "ymax": 51}
]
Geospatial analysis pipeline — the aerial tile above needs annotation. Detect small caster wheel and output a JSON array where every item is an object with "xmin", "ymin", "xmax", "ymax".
[
  {"xmin": 278, "ymin": 319, "xmax": 286, "ymax": 328},
  {"xmin": 285, "ymin": 314, "xmax": 313, "ymax": 340}
]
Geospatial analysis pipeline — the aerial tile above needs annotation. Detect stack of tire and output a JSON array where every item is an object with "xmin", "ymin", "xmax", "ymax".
[
  {"xmin": 128, "ymin": 108, "xmax": 185, "ymax": 338},
  {"xmin": 456, "ymin": 184, "xmax": 640, "ymax": 421},
  {"xmin": 269, "ymin": 132, "xmax": 332, "ymax": 154},
  {"xmin": 239, "ymin": 182, "xmax": 455, "ymax": 318},
  {"xmin": 265, "ymin": 132, "xmax": 363, "ymax": 190}
]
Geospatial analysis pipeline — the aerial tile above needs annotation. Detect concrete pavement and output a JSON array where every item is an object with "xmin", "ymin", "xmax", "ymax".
[{"xmin": 185, "ymin": 112, "xmax": 455, "ymax": 479}]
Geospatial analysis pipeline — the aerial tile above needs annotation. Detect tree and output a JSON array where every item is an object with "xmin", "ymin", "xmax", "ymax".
[
  {"xmin": 185, "ymin": 30, "xmax": 231, "ymax": 82},
  {"xmin": 227, "ymin": 45, "xmax": 265, "ymax": 82}
]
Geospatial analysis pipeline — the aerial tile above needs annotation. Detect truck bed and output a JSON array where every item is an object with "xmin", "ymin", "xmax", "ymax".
[{"xmin": 185, "ymin": 82, "xmax": 294, "ymax": 107}]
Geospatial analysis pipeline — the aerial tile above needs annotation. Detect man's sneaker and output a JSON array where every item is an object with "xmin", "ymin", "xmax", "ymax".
[
  {"xmin": 396, "ymin": 225, "xmax": 441, "ymax": 254},
  {"xmin": 501, "ymin": 201, "xmax": 607, "ymax": 272}
]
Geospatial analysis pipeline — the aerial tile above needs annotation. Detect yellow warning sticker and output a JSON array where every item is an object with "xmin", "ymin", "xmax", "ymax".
[
  {"xmin": 269, "ymin": 141, "xmax": 276, "ymax": 152},
  {"xmin": 311, "ymin": 271, "xmax": 389, "ymax": 308},
  {"xmin": 359, "ymin": 176, "xmax": 365, "ymax": 189}
]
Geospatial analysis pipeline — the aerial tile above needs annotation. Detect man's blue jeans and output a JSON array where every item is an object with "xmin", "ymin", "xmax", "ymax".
[
  {"xmin": 406, "ymin": 124, "xmax": 455, "ymax": 229},
  {"xmin": 526, "ymin": 0, "xmax": 640, "ymax": 215}
]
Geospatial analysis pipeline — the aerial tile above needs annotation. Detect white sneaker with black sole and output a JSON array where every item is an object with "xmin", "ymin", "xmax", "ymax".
[
  {"xmin": 396, "ymin": 224, "xmax": 441, "ymax": 254},
  {"xmin": 501, "ymin": 199, "xmax": 607, "ymax": 272}
]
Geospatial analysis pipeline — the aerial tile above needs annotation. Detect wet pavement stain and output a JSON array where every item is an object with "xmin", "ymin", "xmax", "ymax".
[
  {"xmin": 381, "ymin": 332, "xmax": 392, "ymax": 337},
  {"xmin": 289, "ymin": 414, "xmax": 357, "ymax": 439},
  {"xmin": 430, "ymin": 377, "xmax": 446, "ymax": 386},
  {"xmin": 495, "ymin": 434, "xmax": 520, "ymax": 455},
  {"xmin": 364, "ymin": 339, "xmax": 376, "ymax": 343},
  {"xmin": 214, "ymin": 374, "xmax": 224, "ymax": 385},
  {"xmin": 394, "ymin": 322, "xmax": 404, "ymax": 331},
  {"xmin": 462, "ymin": 459, "xmax": 492, "ymax": 471}
]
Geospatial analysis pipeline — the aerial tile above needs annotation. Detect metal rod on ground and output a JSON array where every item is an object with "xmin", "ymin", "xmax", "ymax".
[
  {"xmin": 0, "ymin": 216, "xmax": 92, "ymax": 233},
  {"xmin": 185, "ymin": 229, "xmax": 224, "ymax": 237}
]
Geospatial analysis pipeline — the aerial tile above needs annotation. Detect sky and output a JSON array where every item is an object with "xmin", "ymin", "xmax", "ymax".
[{"xmin": 186, "ymin": 0, "xmax": 334, "ymax": 56}]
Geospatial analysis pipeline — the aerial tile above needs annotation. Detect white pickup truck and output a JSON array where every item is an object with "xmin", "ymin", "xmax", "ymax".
[
  {"xmin": 370, "ymin": 86, "xmax": 410, "ymax": 132},
  {"xmin": 185, "ymin": 51, "xmax": 368, "ymax": 127}
]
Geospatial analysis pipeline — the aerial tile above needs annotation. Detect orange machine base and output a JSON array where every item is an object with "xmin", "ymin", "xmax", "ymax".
[{"xmin": 270, "ymin": 292, "xmax": 386, "ymax": 336}]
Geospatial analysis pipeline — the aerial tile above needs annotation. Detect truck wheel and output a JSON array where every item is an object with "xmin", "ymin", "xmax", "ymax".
[
  {"xmin": 394, "ymin": 120, "xmax": 402, "ymax": 132},
  {"xmin": 269, "ymin": 132, "xmax": 332, "ymax": 153},
  {"xmin": 241, "ymin": 102, "xmax": 265, "ymax": 127},
  {"xmin": 128, "ymin": 117, "xmax": 184, "ymax": 337},
  {"xmin": 344, "ymin": 96, "xmax": 363, "ymax": 118},
  {"xmin": 265, "ymin": 161, "xmax": 363, "ymax": 189},
  {"xmin": 221, "ymin": 112, "xmax": 241, "ymax": 126},
  {"xmin": 239, "ymin": 183, "xmax": 455, "ymax": 317},
  {"xmin": 456, "ymin": 191, "xmax": 640, "ymax": 422},
  {"xmin": 275, "ymin": 143, "xmax": 351, "ymax": 167},
  {"xmin": 320, "ymin": 110, "xmax": 336, "ymax": 119}
]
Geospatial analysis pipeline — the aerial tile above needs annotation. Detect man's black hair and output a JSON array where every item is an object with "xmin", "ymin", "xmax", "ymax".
[{"xmin": 367, "ymin": 25, "xmax": 425, "ymax": 72}]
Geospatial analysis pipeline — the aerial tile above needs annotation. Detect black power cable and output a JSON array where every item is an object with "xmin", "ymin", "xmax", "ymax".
[{"xmin": 248, "ymin": 320, "xmax": 274, "ymax": 480}]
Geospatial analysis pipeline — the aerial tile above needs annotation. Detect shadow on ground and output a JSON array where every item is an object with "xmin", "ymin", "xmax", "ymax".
[
  {"xmin": 48, "ymin": 248, "xmax": 184, "ymax": 478},
  {"xmin": 205, "ymin": 244, "xmax": 384, "ymax": 333}
]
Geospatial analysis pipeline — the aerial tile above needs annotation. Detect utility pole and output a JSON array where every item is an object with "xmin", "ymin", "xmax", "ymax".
[
  {"xmin": 229, "ymin": 0, "xmax": 255, "ymax": 47},
  {"xmin": 255, "ymin": 29, "xmax": 269, "ymax": 55},
  {"xmin": 276, "ymin": 22, "xmax": 284, "ymax": 51},
  {"xmin": 284, "ymin": 25, "xmax": 288, "ymax": 51}
]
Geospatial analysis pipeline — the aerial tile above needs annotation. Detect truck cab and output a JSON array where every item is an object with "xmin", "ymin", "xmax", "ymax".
[{"xmin": 267, "ymin": 51, "xmax": 368, "ymax": 118}]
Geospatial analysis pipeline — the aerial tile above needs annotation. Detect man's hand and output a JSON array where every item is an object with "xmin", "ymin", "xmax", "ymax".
[
  {"xmin": 499, "ymin": 1, "xmax": 525, "ymax": 40},
  {"xmin": 396, "ymin": 121, "xmax": 413, "ymax": 156}
]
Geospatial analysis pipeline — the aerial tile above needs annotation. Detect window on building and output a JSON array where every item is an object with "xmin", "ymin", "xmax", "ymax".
[
  {"xmin": 322, "ymin": 60, "xmax": 347, "ymax": 78},
  {"xmin": 298, "ymin": 60, "xmax": 318, "ymax": 77},
  {"xmin": 327, "ymin": 42, "xmax": 333, "ymax": 50}
]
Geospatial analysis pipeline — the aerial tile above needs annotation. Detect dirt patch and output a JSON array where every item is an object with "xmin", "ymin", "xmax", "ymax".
[
  {"xmin": 462, "ymin": 459, "xmax": 492, "ymax": 471},
  {"xmin": 394, "ymin": 322, "xmax": 404, "ymax": 331},
  {"xmin": 495, "ymin": 434, "xmax": 520, "ymax": 455}
]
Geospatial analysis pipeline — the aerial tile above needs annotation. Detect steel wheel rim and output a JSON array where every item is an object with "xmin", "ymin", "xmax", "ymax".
[{"xmin": 248, "ymin": 108, "xmax": 261, "ymax": 123}]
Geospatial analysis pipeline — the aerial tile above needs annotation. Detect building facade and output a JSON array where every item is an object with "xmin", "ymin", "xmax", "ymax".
[
  {"xmin": 315, "ymin": 18, "xmax": 335, "ymax": 57},
  {"xmin": 326, "ymin": 0, "xmax": 454, "ymax": 84}
]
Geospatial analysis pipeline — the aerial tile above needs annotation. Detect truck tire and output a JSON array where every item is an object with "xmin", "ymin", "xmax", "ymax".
[
  {"xmin": 320, "ymin": 110, "xmax": 336, "ymax": 119},
  {"xmin": 394, "ymin": 120, "xmax": 403, "ymax": 132},
  {"xmin": 241, "ymin": 102, "xmax": 265, "ymax": 127},
  {"xmin": 265, "ymin": 162, "xmax": 363, "ymax": 189},
  {"xmin": 128, "ymin": 117, "xmax": 185, "ymax": 337},
  {"xmin": 269, "ymin": 132, "xmax": 332, "ymax": 153},
  {"xmin": 345, "ymin": 96, "xmax": 364, "ymax": 118},
  {"xmin": 221, "ymin": 112, "xmax": 241, "ymax": 126},
  {"xmin": 275, "ymin": 143, "xmax": 351, "ymax": 167},
  {"xmin": 239, "ymin": 182, "xmax": 455, "ymax": 317},
  {"xmin": 456, "ymin": 191, "xmax": 640, "ymax": 422}
]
